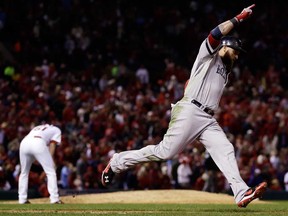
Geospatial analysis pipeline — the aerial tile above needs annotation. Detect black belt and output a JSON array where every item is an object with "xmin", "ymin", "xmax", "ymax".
[{"xmin": 191, "ymin": 99, "xmax": 214, "ymax": 116}]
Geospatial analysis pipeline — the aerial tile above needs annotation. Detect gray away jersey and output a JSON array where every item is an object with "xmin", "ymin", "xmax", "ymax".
[{"xmin": 184, "ymin": 37, "xmax": 229, "ymax": 111}]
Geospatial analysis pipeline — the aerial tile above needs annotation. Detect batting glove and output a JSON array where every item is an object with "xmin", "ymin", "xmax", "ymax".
[{"xmin": 235, "ymin": 4, "xmax": 255, "ymax": 22}]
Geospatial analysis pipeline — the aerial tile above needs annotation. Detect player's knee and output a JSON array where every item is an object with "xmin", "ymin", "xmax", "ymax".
[
  {"xmin": 153, "ymin": 143, "xmax": 176, "ymax": 160},
  {"xmin": 224, "ymin": 143, "xmax": 235, "ymax": 156}
]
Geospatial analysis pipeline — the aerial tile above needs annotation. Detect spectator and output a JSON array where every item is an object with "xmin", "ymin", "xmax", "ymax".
[
  {"xmin": 203, "ymin": 154, "xmax": 219, "ymax": 193},
  {"xmin": 177, "ymin": 156, "xmax": 192, "ymax": 189},
  {"xmin": 0, "ymin": 166, "xmax": 11, "ymax": 191},
  {"xmin": 284, "ymin": 170, "xmax": 288, "ymax": 192},
  {"xmin": 60, "ymin": 161, "xmax": 73, "ymax": 189},
  {"xmin": 76, "ymin": 153, "xmax": 88, "ymax": 182},
  {"xmin": 135, "ymin": 64, "xmax": 149, "ymax": 86}
]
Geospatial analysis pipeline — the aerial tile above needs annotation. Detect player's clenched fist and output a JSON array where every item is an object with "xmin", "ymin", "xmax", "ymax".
[{"xmin": 235, "ymin": 4, "xmax": 255, "ymax": 22}]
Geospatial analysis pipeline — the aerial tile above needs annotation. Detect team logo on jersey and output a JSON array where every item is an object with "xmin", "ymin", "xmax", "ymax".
[{"xmin": 216, "ymin": 64, "xmax": 227, "ymax": 80}]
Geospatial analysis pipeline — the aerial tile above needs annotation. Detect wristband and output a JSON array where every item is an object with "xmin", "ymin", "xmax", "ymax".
[
  {"xmin": 210, "ymin": 26, "xmax": 223, "ymax": 40},
  {"xmin": 230, "ymin": 17, "xmax": 239, "ymax": 26}
]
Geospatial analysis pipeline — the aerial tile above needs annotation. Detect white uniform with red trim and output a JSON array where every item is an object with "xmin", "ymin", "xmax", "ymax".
[
  {"xmin": 110, "ymin": 35, "xmax": 249, "ymax": 203},
  {"xmin": 18, "ymin": 124, "xmax": 61, "ymax": 204}
]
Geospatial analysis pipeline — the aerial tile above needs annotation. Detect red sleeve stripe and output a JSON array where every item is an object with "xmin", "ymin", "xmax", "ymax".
[{"xmin": 208, "ymin": 33, "xmax": 220, "ymax": 50}]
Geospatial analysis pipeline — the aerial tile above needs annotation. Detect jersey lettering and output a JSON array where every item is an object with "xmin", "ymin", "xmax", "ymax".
[
  {"xmin": 216, "ymin": 64, "xmax": 227, "ymax": 80},
  {"xmin": 33, "ymin": 125, "xmax": 48, "ymax": 131}
]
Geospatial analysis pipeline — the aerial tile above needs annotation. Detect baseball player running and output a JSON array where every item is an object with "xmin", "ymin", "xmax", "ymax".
[
  {"xmin": 18, "ymin": 124, "xmax": 63, "ymax": 204},
  {"xmin": 102, "ymin": 4, "xmax": 267, "ymax": 208}
]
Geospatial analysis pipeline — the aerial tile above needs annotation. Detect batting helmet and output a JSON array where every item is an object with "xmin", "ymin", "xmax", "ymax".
[{"xmin": 220, "ymin": 36, "xmax": 246, "ymax": 53}]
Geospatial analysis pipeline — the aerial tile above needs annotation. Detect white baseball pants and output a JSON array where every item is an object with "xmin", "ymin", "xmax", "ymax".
[
  {"xmin": 18, "ymin": 136, "xmax": 59, "ymax": 203},
  {"xmin": 110, "ymin": 100, "xmax": 249, "ymax": 203}
]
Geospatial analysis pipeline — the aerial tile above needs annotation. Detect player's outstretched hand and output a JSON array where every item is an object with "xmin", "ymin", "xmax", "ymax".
[{"xmin": 236, "ymin": 4, "xmax": 255, "ymax": 22}]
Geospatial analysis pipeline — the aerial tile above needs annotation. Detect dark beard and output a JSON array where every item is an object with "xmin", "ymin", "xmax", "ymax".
[{"xmin": 221, "ymin": 52, "xmax": 234, "ymax": 73}]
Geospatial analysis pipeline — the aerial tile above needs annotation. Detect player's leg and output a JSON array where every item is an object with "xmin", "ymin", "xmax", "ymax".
[
  {"xmin": 199, "ymin": 120, "xmax": 266, "ymax": 206},
  {"xmin": 33, "ymin": 141, "xmax": 60, "ymax": 203},
  {"xmin": 199, "ymin": 121, "xmax": 249, "ymax": 202},
  {"xmin": 102, "ymin": 102, "xmax": 210, "ymax": 186},
  {"xmin": 111, "ymin": 102, "xmax": 206, "ymax": 173},
  {"xmin": 18, "ymin": 140, "xmax": 34, "ymax": 204}
]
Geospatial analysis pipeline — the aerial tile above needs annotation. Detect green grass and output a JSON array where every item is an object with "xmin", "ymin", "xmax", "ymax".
[{"xmin": 0, "ymin": 202, "xmax": 288, "ymax": 216}]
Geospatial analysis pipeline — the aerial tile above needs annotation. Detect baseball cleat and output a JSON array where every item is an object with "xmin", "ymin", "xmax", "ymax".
[
  {"xmin": 237, "ymin": 182, "xmax": 267, "ymax": 208},
  {"xmin": 101, "ymin": 162, "xmax": 115, "ymax": 187}
]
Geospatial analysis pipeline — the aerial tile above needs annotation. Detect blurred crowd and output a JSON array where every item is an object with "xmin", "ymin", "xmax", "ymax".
[{"xmin": 1, "ymin": 0, "xmax": 288, "ymax": 197}]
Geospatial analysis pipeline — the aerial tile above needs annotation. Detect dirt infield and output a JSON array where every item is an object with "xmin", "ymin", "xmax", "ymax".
[
  {"xmin": 63, "ymin": 190, "xmax": 236, "ymax": 204},
  {"xmin": 4, "ymin": 189, "xmax": 267, "ymax": 205}
]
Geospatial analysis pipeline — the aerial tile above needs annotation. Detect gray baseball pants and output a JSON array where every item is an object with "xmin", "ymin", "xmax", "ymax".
[{"xmin": 110, "ymin": 100, "xmax": 249, "ymax": 203}]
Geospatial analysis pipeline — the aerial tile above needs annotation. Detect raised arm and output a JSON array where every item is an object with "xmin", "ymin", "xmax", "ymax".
[{"xmin": 208, "ymin": 4, "xmax": 255, "ymax": 49}]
